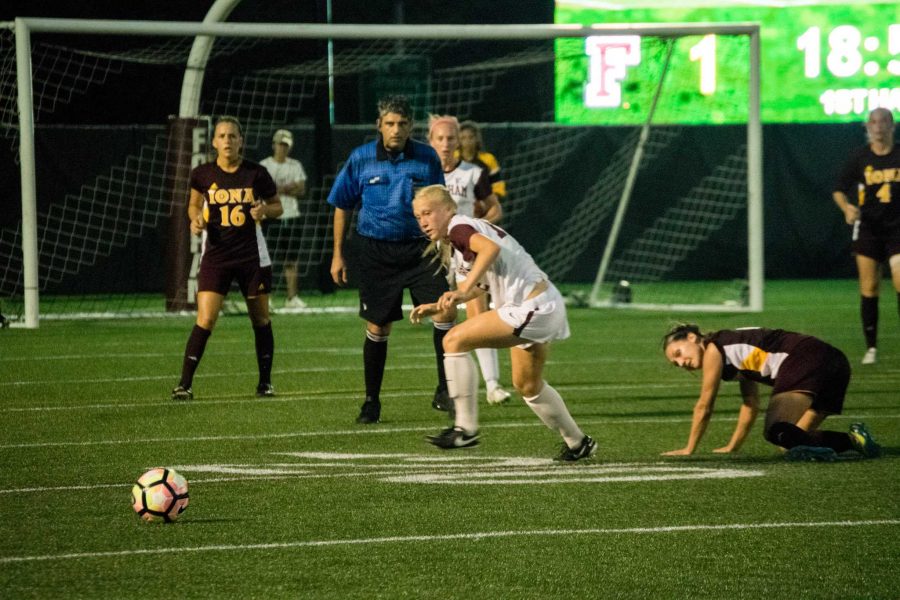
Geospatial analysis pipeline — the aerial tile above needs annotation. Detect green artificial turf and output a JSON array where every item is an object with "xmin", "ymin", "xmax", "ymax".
[{"xmin": 1, "ymin": 280, "xmax": 897, "ymax": 598}]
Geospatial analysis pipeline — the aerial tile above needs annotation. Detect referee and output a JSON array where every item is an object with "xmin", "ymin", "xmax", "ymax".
[{"xmin": 327, "ymin": 95, "xmax": 456, "ymax": 424}]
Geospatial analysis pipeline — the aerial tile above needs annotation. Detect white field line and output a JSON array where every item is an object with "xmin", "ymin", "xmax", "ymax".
[
  {"xmin": 382, "ymin": 468, "xmax": 764, "ymax": 484},
  {"xmin": 0, "ymin": 461, "xmax": 760, "ymax": 495},
  {"xmin": 0, "ymin": 381, "xmax": 701, "ymax": 412},
  {"xmin": 3, "ymin": 413, "xmax": 898, "ymax": 450},
  {"xmin": 0, "ymin": 356, "xmax": 668, "ymax": 388},
  {"xmin": 0, "ymin": 347, "xmax": 365, "ymax": 362},
  {"xmin": 2, "ymin": 519, "xmax": 897, "ymax": 564},
  {"xmin": 0, "ymin": 420, "xmax": 663, "ymax": 449},
  {"xmin": 0, "ymin": 364, "xmax": 404, "ymax": 387},
  {"xmin": 6, "ymin": 367, "xmax": 889, "ymax": 389},
  {"xmin": 5, "ymin": 332, "xmax": 899, "ymax": 362}
]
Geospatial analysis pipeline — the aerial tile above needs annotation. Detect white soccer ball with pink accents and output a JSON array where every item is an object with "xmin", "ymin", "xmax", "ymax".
[{"xmin": 131, "ymin": 467, "xmax": 189, "ymax": 523}]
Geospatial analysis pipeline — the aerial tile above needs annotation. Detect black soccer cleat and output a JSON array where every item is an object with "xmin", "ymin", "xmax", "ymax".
[
  {"xmin": 426, "ymin": 426, "xmax": 479, "ymax": 449},
  {"xmin": 256, "ymin": 383, "xmax": 276, "ymax": 397},
  {"xmin": 554, "ymin": 435, "xmax": 597, "ymax": 462},
  {"xmin": 432, "ymin": 386, "xmax": 452, "ymax": 411},
  {"xmin": 432, "ymin": 386, "xmax": 455, "ymax": 419},
  {"xmin": 356, "ymin": 398, "xmax": 381, "ymax": 424},
  {"xmin": 171, "ymin": 385, "xmax": 193, "ymax": 401}
]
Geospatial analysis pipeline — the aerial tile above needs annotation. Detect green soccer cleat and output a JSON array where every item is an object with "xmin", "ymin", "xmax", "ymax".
[{"xmin": 848, "ymin": 423, "xmax": 882, "ymax": 458}]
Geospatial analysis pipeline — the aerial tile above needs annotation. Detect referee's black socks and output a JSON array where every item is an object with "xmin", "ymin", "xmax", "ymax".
[{"xmin": 364, "ymin": 330, "xmax": 389, "ymax": 401}]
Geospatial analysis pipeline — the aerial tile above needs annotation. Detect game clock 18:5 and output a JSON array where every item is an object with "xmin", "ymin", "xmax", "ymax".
[
  {"xmin": 796, "ymin": 24, "xmax": 900, "ymax": 78},
  {"xmin": 796, "ymin": 24, "xmax": 900, "ymax": 115}
]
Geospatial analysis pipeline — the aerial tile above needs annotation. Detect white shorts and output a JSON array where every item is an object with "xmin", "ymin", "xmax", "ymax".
[{"xmin": 497, "ymin": 283, "xmax": 570, "ymax": 348}]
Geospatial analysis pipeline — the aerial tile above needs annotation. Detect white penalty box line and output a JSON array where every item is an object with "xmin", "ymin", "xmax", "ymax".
[
  {"xmin": 2, "ymin": 413, "xmax": 898, "ymax": 449},
  {"xmin": 1, "ymin": 455, "xmax": 767, "ymax": 494},
  {"xmin": 2, "ymin": 519, "xmax": 897, "ymax": 565}
]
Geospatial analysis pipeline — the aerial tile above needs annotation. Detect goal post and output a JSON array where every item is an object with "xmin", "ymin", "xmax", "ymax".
[
  {"xmin": 583, "ymin": 27, "xmax": 764, "ymax": 313},
  {"xmin": 7, "ymin": 17, "xmax": 762, "ymax": 327}
]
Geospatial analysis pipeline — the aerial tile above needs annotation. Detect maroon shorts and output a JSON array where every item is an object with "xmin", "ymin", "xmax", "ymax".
[
  {"xmin": 772, "ymin": 338, "xmax": 850, "ymax": 414},
  {"xmin": 852, "ymin": 221, "xmax": 900, "ymax": 262},
  {"xmin": 198, "ymin": 259, "xmax": 273, "ymax": 297}
]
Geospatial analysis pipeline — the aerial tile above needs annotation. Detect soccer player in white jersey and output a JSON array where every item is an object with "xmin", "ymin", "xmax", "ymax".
[
  {"xmin": 410, "ymin": 184, "xmax": 597, "ymax": 461},
  {"xmin": 428, "ymin": 115, "xmax": 511, "ymax": 405}
]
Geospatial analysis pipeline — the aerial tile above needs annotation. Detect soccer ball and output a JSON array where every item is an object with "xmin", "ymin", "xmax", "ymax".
[{"xmin": 131, "ymin": 467, "xmax": 190, "ymax": 523}]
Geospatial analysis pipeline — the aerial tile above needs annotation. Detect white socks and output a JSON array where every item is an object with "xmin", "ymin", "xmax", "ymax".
[
  {"xmin": 523, "ymin": 382, "xmax": 584, "ymax": 448},
  {"xmin": 444, "ymin": 359, "xmax": 581, "ymax": 447},
  {"xmin": 443, "ymin": 352, "xmax": 479, "ymax": 435},
  {"xmin": 474, "ymin": 347, "xmax": 501, "ymax": 391}
]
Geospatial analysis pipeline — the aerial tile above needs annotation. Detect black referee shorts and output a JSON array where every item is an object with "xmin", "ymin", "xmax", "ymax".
[{"xmin": 352, "ymin": 235, "xmax": 449, "ymax": 326}]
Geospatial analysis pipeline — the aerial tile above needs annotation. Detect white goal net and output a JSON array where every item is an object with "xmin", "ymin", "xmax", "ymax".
[{"xmin": 1, "ymin": 15, "xmax": 761, "ymax": 327}]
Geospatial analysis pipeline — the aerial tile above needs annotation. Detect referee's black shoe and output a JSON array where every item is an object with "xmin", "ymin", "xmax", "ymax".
[
  {"xmin": 171, "ymin": 385, "xmax": 193, "ymax": 401},
  {"xmin": 256, "ymin": 383, "xmax": 276, "ymax": 397},
  {"xmin": 356, "ymin": 397, "xmax": 381, "ymax": 424},
  {"xmin": 432, "ymin": 386, "xmax": 454, "ymax": 419}
]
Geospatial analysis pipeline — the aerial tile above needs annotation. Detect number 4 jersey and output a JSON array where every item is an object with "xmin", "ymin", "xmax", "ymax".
[{"xmin": 835, "ymin": 145, "xmax": 900, "ymax": 230}]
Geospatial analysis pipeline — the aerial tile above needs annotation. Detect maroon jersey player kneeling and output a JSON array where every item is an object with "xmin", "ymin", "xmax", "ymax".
[
  {"xmin": 171, "ymin": 116, "xmax": 283, "ymax": 401},
  {"xmin": 661, "ymin": 324, "xmax": 881, "ymax": 461}
]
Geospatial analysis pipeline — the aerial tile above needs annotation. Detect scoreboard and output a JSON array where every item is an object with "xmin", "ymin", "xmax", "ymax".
[{"xmin": 555, "ymin": 1, "xmax": 900, "ymax": 124}]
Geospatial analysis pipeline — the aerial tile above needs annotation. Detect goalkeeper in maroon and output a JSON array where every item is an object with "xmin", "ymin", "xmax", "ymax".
[
  {"xmin": 171, "ymin": 116, "xmax": 282, "ymax": 401},
  {"xmin": 661, "ymin": 324, "xmax": 881, "ymax": 461}
]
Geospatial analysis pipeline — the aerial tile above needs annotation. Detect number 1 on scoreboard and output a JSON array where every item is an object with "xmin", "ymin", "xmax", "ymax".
[{"xmin": 689, "ymin": 34, "xmax": 717, "ymax": 96}]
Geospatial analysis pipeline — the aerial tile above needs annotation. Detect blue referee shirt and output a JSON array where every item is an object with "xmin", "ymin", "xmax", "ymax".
[{"xmin": 327, "ymin": 136, "xmax": 445, "ymax": 241}]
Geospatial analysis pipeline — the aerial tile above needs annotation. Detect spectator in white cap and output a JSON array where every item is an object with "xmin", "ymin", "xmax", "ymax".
[{"xmin": 261, "ymin": 129, "xmax": 309, "ymax": 309}]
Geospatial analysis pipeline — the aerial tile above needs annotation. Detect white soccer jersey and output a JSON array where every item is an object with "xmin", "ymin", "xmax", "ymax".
[
  {"xmin": 448, "ymin": 215, "xmax": 546, "ymax": 307},
  {"xmin": 444, "ymin": 160, "xmax": 492, "ymax": 217},
  {"xmin": 260, "ymin": 156, "xmax": 307, "ymax": 219}
]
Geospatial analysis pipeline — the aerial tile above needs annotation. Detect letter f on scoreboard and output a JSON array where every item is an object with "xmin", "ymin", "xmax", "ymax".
[{"xmin": 584, "ymin": 35, "xmax": 642, "ymax": 108}]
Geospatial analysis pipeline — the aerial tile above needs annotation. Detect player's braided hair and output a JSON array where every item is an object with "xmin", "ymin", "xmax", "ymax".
[
  {"xmin": 414, "ymin": 184, "xmax": 457, "ymax": 275},
  {"xmin": 662, "ymin": 323, "xmax": 703, "ymax": 351}
]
